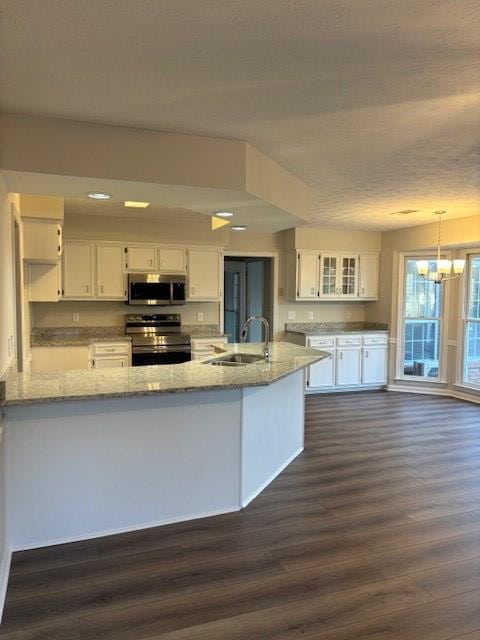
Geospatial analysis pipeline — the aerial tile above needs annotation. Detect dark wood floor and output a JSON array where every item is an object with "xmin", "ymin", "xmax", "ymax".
[{"xmin": 3, "ymin": 390, "xmax": 480, "ymax": 639}]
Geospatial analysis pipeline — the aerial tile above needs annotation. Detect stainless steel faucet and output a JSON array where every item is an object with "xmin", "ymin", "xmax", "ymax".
[{"xmin": 240, "ymin": 316, "xmax": 270, "ymax": 361}]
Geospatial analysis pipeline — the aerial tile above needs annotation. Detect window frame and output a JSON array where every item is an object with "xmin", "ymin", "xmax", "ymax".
[
  {"xmin": 396, "ymin": 251, "xmax": 450, "ymax": 383},
  {"xmin": 459, "ymin": 252, "xmax": 480, "ymax": 389}
]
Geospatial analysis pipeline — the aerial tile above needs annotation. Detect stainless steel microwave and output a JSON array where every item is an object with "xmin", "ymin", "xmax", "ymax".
[{"xmin": 127, "ymin": 274, "xmax": 186, "ymax": 306}]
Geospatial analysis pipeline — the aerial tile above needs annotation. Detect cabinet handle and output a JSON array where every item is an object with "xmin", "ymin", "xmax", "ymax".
[
  {"xmin": 92, "ymin": 359, "xmax": 95, "ymax": 367},
  {"xmin": 365, "ymin": 350, "xmax": 369, "ymax": 358},
  {"xmin": 191, "ymin": 286, "xmax": 195, "ymax": 296},
  {"xmin": 340, "ymin": 352, "xmax": 343, "ymax": 359},
  {"xmin": 121, "ymin": 361, "xmax": 124, "ymax": 367},
  {"xmin": 100, "ymin": 285, "xmax": 104, "ymax": 293},
  {"xmin": 362, "ymin": 287, "xmax": 365, "ymax": 294},
  {"xmin": 85, "ymin": 284, "xmax": 89, "ymax": 293},
  {"xmin": 310, "ymin": 287, "xmax": 315, "ymax": 294},
  {"xmin": 149, "ymin": 259, "xmax": 153, "ymax": 266}
]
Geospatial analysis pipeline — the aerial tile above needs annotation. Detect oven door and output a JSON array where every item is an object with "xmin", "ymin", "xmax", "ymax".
[{"xmin": 131, "ymin": 345, "xmax": 191, "ymax": 366}]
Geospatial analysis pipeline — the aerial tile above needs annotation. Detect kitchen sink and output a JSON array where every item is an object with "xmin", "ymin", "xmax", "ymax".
[{"xmin": 206, "ymin": 353, "xmax": 266, "ymax": 366}]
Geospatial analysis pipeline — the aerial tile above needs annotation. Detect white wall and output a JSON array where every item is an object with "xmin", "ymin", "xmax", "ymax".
[
  {"xmin": 0, "ymin": 179, "xmax": 15, "ymax": 378},
  {"xmin": 0, "ymin": 179, "xmax": 13, "ymax": 618}
]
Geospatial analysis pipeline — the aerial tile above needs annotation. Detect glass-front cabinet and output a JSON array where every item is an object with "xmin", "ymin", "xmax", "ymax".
[{"xmin": 319, "ymin": 253, "xmax": 358, "ymax": 299}]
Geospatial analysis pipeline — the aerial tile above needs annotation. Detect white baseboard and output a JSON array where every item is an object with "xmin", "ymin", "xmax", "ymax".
[
  {"xmin": 306, "ymin": 385, "xmax": 385, "ymax": 395},
  {"xmin": 241, "ymin": 446, "xmax": 303, "ymax": 508},
  {"xmin": 387, "ymin": 384, "xmax": 480, "ymax": 405},
  {"xmin": 11, "ymin": 506, "xmax": 240, "ymax": 553},
  {"xmin": 0, "ymin": 548, "xmax": 12, "ymax": 623}
]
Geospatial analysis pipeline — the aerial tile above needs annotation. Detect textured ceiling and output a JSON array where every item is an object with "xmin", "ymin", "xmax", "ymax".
[{"xmin": 1, "ymin": 0, "xmax": 479, "ymax": 230}]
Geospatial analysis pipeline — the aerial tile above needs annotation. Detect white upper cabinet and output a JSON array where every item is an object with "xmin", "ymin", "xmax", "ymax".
[
  {"xmin": 359, "ymin": 253, "xmax": 379, "ymax": 299},
  {"xmin": 96, "ymin": 244, "xmax": 126, "ymax": 299},
  {"xmin": 297, "ymin": 251, "xmax": 319, "ymax": 299},
  {"xmin": 62, "ymin": 242, "xmax": 94, "ymax": 298},
  {"xmin": 124, "ymin": 246, "xmax": 157, "ymax": 272},
  {"xmin": 291, "ymin": 250, "xmax": 377, "ymax": 301},
  {"xmin": 319, "ymin": 253, "xmax": 358, "ymax": 299},
  {"xmin": 319, "ymin": 253, "xmax": 339, "ymax": 298},
  {"xmin": 158, "ymin": 247, "xmax": 186, "ymax": 273},
  {"xmin": 187, "ymin": 248, "xmax": 222, "ymax": 300},
  {"xmin": 23, "ymin": 219, "xmax": 62, "ymax": 264}
]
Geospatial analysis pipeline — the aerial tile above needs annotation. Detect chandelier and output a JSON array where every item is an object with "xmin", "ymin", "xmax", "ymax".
[{"xmin": 416, "ymin": 211, "xmax": 465, "ymax": 284}]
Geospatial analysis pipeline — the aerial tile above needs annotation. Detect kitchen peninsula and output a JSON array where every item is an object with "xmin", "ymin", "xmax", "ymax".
[{"xmin": 1, "ymin": 342, "xmax": 325, "ymax": 552}]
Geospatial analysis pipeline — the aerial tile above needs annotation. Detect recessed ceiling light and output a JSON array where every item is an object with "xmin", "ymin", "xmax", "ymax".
[
  {"xmin": 215, "ymin": 211, "xmax": 234, "ymax": 218},
  {"xmin": 389, "ymin": 209, "xmax": 420, "ymax": 216},
  {"xmin": 125, "ymin": 201, "xmax": 150, "ymax": 208},
  {"xmin": 231, "ymin": 225, "xmax": 247, "ymax": 231},
  {"xmin": 88, "ymin": 192, "xmax": 112, "ymax": 200}
]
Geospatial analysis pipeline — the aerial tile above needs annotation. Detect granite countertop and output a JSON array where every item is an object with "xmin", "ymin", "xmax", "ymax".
[
  {"xmin": 285, "ymin": 322, "xmax": 389, "ymax": 336},
  {"xmin": 2, "ymin": 342, "xmax": 326, "ymax": 407}
]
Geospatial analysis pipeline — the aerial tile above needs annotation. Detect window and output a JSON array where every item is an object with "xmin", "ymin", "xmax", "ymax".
[
  {"xmin": 400, "ymin": 257, "xmax": 443, "ymax": 380},
  {"xmin": 463, "ymin": 255, "xmax": 480, "ymax": 386}
]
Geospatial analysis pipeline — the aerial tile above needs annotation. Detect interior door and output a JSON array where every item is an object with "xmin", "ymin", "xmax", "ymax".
[{"xmin": 224, "ymin": 260, "xmax": 247, "ymax": 342}]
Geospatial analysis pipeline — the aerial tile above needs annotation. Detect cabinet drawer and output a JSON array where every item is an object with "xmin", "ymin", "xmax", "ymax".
[
  {"xmin": 337, "ymin": 336, "xmax": 362, "ymax": 347},
  {"xmin": 308, "ymin": 337, "xmax": 335, "ymax": 348},
  {"xmin": 363, "ymin": 334, "xmax": 388, "ymax": 346},
  {"xmin": 90, "ymin": 342, "xmax": 130, "ymax": 356}
]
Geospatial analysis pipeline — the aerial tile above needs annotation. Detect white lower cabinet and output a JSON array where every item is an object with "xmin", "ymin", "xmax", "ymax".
[
  {"xmin": 89, "ymin": 341, "xmax": 131, "ymax": 369},
  {"xmin": 307, "ymin": 349, "xmax": 335, "ymax": 388},
  {"xmin": 306, "ymin": 333, "xmax": 388, "ymax": 392},
  {"xmin": 362, "ymin": 346, "xmax": 387, "ymax": 385},
  {"xmin": 336, "ymin": 348, "xmax": 362, "ymax": 386},
  {"xmin": 91, "ymin": 356, "xmax": 129, "ymax": 369}
]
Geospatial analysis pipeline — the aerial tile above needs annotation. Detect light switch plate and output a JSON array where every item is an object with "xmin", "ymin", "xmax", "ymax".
[
  {"xmin": 287, "ymin": 310, "xmax": 296, "ymax": 320},
  {"xmin": 197, "ymin": 312, "xmax": 204, "ymax": 322},
  {"xmin": 72, "ymin": 312, "xmax": 80, "ymax": 323},
  {"xmin": 308, "ymin": 311, "xmax": 314, "ymax": 320}
]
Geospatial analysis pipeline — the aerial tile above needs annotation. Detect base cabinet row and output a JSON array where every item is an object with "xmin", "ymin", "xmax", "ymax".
[{"xmin": 306, "ymin": 334, "xmax": 388, "ymax": 391}]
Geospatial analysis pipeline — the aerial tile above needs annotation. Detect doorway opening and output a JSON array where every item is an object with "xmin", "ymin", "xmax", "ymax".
[{"xmin": 224, "ymin": 256, "xmax": 274, "ymax": 343}]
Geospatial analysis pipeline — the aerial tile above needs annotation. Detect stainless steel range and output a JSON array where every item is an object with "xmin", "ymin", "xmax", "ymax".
[{"xmin": 125, "ymin": 314, "xmax": 191, "ymax": 366}]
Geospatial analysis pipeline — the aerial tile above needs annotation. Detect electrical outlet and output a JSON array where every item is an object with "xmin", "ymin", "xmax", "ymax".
[
  {"xmin": 72, "ymin": 312, "xmax": 80, "ymax": 323},
  {"xmin": 308, "ymin": 311, "xmax": 314, "ymax": 320},
  {"xmin": 197, "ymin": 312, "xmax": 204, "ymax": 322},
  {"xmin": 287, "ymin": 310, "xmax": 296, "ymax": 321},
  {"xmin": 345, "ymin": 311, "xmax": 352, "ymax": 321}
]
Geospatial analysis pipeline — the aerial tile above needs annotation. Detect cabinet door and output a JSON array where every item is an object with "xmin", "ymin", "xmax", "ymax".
[
  {"xmin": 362, "ymin": 347, "xmax": 387, "ymax": 385},
  {"xmin": 336, "ymin": 348, "xmax": 362, "ymax": 386},
  {"xmin": 319, "ymin": 253, "xmax": 339, "ymax": 298},
  {"xmin": 96, "ymin": 245, "xmax": 125, "ymax": 299},
  {"xmin": 340, "ymin": 254, "xmax": 359, "ymax": 298},
  {"xmin": 158, "ymin": 248, "xmax": 186, "ymax": 273},
  {"xmin": 91, "ymin": 356, "xmax": 129, "ymax": 369},
  {"xmin": 125, "ymin": 246, "xmax": 157, "ymax": 271},
  {"xmin": 23, "ymin": 220, "xmax": 62, "ymax": 263},
  {"xmin": 308, "ymin": 349, "xmax": 335, "ymax": 388},
  {"xmin": 63, "ymin": 243, "xmax": 94, "ymax": 298},
  {"xmin": 297, "ymin": 252, "xmax": 319, "ymax": 299},
  {"xmin": 187, "ymin": 248, "xmax": 221, "ymax": 300},
  {"xmin": 359, "ymin": 253, "xmax": 379, "ymax": 299}
]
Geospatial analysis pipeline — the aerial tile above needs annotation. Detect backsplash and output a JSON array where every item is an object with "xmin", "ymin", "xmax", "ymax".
[{"xmin": 285, "ymin": 321, "xmax": 388, "ymax": 332}]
